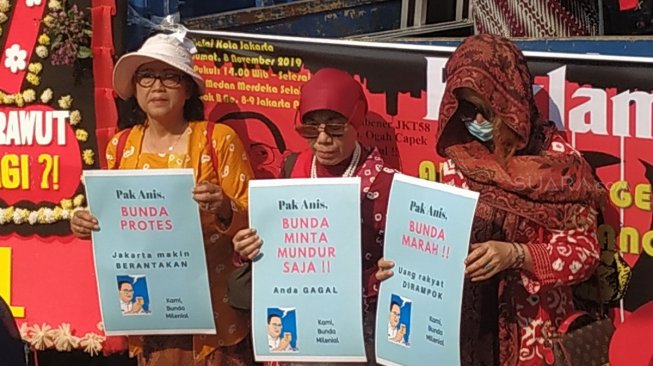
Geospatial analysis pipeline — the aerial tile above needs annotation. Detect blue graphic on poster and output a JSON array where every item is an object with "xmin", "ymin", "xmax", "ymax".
[
  {"xmin": 376, "ymin": 173, "xmax": 479, "ymax": 366},
  {"xmin": 386, "ymin": 293, "xmax": 412, "ymax": 347},
  {"xmin": 249, "ymin": 178, "xmax": 366, "ymax": 363},
  {"xmin": 84, "ymin": 169, "xmax": 216, "ymax": 335},
  {"xmin": 116, "ymin": 275, "xmax": 152, "ymax": 315},
  {"xmin": 266, "ymin": 307, "xmax": 299, "ymax": 352}
]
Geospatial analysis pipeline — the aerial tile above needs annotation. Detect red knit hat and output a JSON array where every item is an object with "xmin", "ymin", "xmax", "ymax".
[{"xmin": 298, "ymin": 68, "xmax": 367, "ymax": 128}]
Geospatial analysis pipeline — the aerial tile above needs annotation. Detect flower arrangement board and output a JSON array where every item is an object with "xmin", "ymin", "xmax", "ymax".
[{"xmin": 0, "ymin": 0, "xmax": 126, "ymax": 355}]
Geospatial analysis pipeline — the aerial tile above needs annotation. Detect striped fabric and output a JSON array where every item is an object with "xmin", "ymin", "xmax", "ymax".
[{"xmin": 474, "ymin": 0, "xmax": 600, "ymax": 37}]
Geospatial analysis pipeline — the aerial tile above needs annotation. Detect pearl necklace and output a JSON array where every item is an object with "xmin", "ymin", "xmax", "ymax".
[{"xmin": 311, "ymin": 142, "xmax": 362, "ymax": 178}]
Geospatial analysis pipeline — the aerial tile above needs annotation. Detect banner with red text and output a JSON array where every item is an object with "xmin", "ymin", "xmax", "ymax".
[
  {"xmin": 187, "ymin": 29, "xmax": 653, "ymax": 327},
  {"xmin": 3, "ymin": 20, "xmax": 653, "ymax": 356}
]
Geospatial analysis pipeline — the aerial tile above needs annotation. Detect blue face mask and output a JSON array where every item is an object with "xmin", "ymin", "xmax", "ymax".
[{"xmin": 465, "ymin": 119, "xmax": 493, "ymax": 142}]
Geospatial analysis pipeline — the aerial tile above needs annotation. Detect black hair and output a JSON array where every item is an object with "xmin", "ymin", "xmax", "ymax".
[
  {"xmin": 118, "ymin": 281, "xmax": 132, "ymax": 290},
  {"xmin": 390, "ymin": 301, "xmax": 401, "ymax": 310},
  {"xmin": 267, "ymin": 314, "xmax": 282, "ymax": 324}
]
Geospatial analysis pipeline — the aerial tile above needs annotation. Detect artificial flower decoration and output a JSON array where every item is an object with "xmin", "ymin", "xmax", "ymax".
[
  {"xmin": 60, "ymin": 199, "xmax": 73, "ymax": 210},
  {"xmin": 75, "ymin": 129, "xmax": 88, "ymax": 142},
  {"xmin": 40, "ymin": 88, "xmax": 53, "ymax": 103},
  {"xmin": 48, "ymin": 0, "xmax": 61, "ymax": 10},
  {"xmin": 35, "ymin": 45, "xmax": 49, "ymax": 58},
  {"xmin": 44, "ymin": 3, "xmax": 92, "ymax": 66},
  {"xmin": 82, "ymin": 149, "xmax": 95, "ymax": 165},
  {"xmin": 15, "ymin": 93, "xmax": 24, "ymax": 107},
  {"xmin": 69, "ymin": 110, "xmax": 81, "ymax": 125},
  {"xmin": 26, "ymin": 72, "xmax": 40, "ymax": 86},
  {"xmin": 38, "ymin": 33, "xmax": 51, "ymax": 45},
  {"xmin": 2, "ymin": 94, "xmax": 15, "ymax": 104},
  {"xmin": 4, "ymin": 44, "xmax": 27, "ymax": 73},
  {"xmin": 73, "ymin": 194, "xmax": 85, "ymax": 207},
  {"xmin": 28, "ymin": 62, "xmax": 43, "ymax": 74},
  {"xmin": 42, "ymin": 14, "xmax": 54, "ymax": 27},
  {"xmin": 0, "ymin": 0, "xmax": 10, "ymax": 12},
  {"xmin": 22, "ymin": 89, "xmax": 36, "ymax": 103},
  {"xmin": 58, "ymin": 94, "xmax": 72, "ymax": 109}
]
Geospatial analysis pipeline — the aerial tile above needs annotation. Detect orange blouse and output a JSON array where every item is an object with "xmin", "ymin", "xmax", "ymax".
[{"xmin": 105, "ymin": 121, "xmax": 254, "ymax": 361}]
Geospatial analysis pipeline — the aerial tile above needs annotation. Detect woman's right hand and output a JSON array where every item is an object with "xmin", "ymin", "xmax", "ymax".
[
  {"xmin": 233, "ymin": 228, "xmax": 263, "ymax": 260},
  {"xmin": 376, "ymin": 257, "xmax": 395, "ymax": 281},
  {"xmin": 70, "ymin": 209, "xmax": 99, "ymax": 239}
]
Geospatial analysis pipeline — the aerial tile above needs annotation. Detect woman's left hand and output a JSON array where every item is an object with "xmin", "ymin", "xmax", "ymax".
[
  {"xmin": 464, "ymin": 240, "xmax": 516, "ymax": 282},
  {"xmin": 193, "ymin": 181, "xmax": 231, "ymax": 218}
]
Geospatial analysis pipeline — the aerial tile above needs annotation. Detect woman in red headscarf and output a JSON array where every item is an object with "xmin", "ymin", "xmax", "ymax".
[
  {"xmin": 233, "ymin": 68, "xmax": 395, "ymax": 365},
  {"xmin": 378, "ymin": 34, "xmax": 606, "ymax": 365}
]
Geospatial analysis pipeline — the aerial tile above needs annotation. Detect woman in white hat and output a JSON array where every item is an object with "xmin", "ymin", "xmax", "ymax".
[{"xmin": 70, "ymin": 33, "xmax": 256, "ymax": 366}]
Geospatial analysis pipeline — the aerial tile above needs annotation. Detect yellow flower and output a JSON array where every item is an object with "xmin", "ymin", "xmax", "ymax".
[
  {"xmin": 15, "ymin": 93, "xmax": 24, "ymax": 107},
  {"xmin": 16, "ymin": 208, "xmax": 30, "ymax": 223},
  {"xmin": 3, "ymin": 207, "xmax": 14, "ymax": 221},
  {"xmin": 26, "ymin": 73, "xmax": 40, "ymax": 86},
  {"xmin": 0, "ymin": 0, "xmax": 10, "ymax": 13},
  {"xmin": 75, "ymin": 129, "xmax": 88, "ymax": 142},
  {"xmin": 22, "ymin": 89, "xmax": 36, "ymax": 103},
  {"xmin": 52, "ymin": 206, "xmax": 63, "ymax": 220},
  {"xmin": 28, "ymin": 63, "xmax": 43, "ymax": 74},
  {"xmin": 48, "ymin": 0, "xmax": 62, "ymax": 11},
  {"xmin": 0, "ymin": 12, "xmax": 7, "ymax": 24},
  {"xmin": 60, "ymin": 199, "xmax": 73, "ymax": 210},
  {"xmin": 36, "ymin": 45, "xmax": 49, "ymax": 58},
  {"xmin": 2, "ymin": 94, "xmax": 15, "ymax": 105},
  {"xmin": 69, "ymin": 110, "xmax": 82, "ymax": 125},
  {"xmin": 83, "ymin": 150, "xmax": 95, "ymax": 165},
  {"xmin": 58, "ymin": 95, "xmax": 73, "ymax": 109},
  {"xmin": 73, "ymin": 194, "xmax": 85, "ymax": 207},
  {"xmin": 36, "ymin": 208, "xmax": 47, "ymax": 223},
  {"xmin": 43, "ymin": 15, "xmax": 55, "ymax": 28},
  {"xmin": 40, "ymin": 88, "xmax": 53, "ymax": 103},
  {"xmin": 38, "ymin": 34, "xmax": 50, "ymax": 45}
]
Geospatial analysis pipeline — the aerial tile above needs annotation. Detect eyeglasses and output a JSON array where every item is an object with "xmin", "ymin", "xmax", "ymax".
[
  {"xmin": 270, "ymin": 323, "xmax": 282, "ymax": 328},
  {"xmin": 391, "ymin": 311, "xmax": 401, "ymax": 317},
  {"xmin": 295, "ymin": 123, "xmax": 348, "ymax": 139},
  {"xmin": 120, "ymin": 289, "xmax": 134, "ymax": 294},
  {"xmin": 457, "ymin": 100, "xmax": 492, "ymax": 121},
  {"xmin": 134, "ymin": 70, "xmax": 185, "ymax": 88}
]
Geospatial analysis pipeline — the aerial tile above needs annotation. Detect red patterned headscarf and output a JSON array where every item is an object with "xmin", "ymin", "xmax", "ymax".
[{"xmin": 435, "ymin": 34, "xmax": 604, "ymax": 229}]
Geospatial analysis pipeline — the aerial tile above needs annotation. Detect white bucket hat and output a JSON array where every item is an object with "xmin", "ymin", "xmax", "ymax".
[{"xmin": 112, "ymin": 33, "xmax": 205, "ymax": 100}]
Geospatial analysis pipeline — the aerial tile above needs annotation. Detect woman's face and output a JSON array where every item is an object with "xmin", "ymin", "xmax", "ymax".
[
  {"xmin": 298, "ymin": 110, "xmax": 358, "ymax": 166},
  {"xmin": 455, "ymin": 88, "xmax": 493, "ymax": 124},
  {"xmin": 134, "ymin": 61, "xmax": 190, "ymax": 122}
]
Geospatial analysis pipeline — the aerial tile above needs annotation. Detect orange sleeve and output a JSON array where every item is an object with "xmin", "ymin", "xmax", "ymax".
[{"xmin": 211, "ymin": 123, "xmax": 255, "ymax": 236}]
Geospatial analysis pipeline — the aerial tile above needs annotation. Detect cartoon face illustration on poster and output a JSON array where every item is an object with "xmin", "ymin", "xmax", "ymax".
[
  {"xmin": 267, "ymin": 307, "xmax": 299, "ymax": 352},
  {"xmin": 213, "ymin": 110, "xmax": 296, "ymax": 179},
  {"xmin": 117, "ymin": 274, "xmax": 151, "ymax": 315},
  {"xmin": 387, "ymin": 294, "xmax": 411, "ymax": 347}
]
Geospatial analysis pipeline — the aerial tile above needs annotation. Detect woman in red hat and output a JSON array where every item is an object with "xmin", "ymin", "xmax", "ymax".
[{"xmin": 233, "ymin": 68, "xmax": 396, "ymax": 365}]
